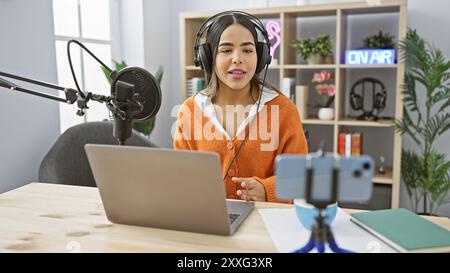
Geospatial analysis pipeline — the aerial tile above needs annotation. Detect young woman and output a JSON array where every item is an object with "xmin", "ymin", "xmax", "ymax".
[{"xmin": 174, "ymin": 12, "xmax": 308, "ymax": 203}]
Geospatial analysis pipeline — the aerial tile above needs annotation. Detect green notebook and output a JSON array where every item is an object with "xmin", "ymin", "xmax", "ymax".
[{"xmin": 350, "ymin": 208, "xmax": 450, "ymax": 253}]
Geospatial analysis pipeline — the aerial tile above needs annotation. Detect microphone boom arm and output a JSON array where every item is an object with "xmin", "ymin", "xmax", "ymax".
[{"xmin": 0, "ymin": 70, "xmax": 110, "ymax": 116}]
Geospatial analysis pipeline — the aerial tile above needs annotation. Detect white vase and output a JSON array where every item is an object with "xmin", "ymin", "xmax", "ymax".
[{"xmin": 318, "ymin": 108, "xmax": 334, "ymax": 120}]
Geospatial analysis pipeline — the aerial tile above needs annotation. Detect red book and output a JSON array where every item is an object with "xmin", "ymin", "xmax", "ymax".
[{"xmin": 338, "ymin": 133, "xmax": 346, "ymax": 156}]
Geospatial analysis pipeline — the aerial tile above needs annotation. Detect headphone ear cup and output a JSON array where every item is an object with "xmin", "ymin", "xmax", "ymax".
[
  {"xmin": 198, "ymin": 43, "xmax": 213, "ymax": 75},
  {"xmin": 350, "ymin": 93, "xmax": 363, "ymax": 110},
  {"xmin": 255, "ymin": 42, "xmax": 271, "ymax": 74},
  {"xmin": 375, "ymin": 92, "xmax": 386, "ymax": 109}
]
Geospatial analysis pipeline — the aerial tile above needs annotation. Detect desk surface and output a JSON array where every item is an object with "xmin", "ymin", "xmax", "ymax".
[{"xmin": 0, "ymin": 183, "xmax": 449, "ymax": 253}]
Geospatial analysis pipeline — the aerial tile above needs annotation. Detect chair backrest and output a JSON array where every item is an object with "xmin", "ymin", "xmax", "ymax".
[{"xmin": 38, "ymin": 121, "xmax": 157, "ymax": 187}]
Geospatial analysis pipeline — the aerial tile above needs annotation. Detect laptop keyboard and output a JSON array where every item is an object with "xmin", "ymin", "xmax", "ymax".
[{"xmin": 228, "ymin": 213, "xmax": 241, "ymax": 224}]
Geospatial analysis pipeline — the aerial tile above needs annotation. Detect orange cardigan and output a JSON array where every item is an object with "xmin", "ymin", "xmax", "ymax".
[{"xmin": 173, "ymin": 93, "xmax": 308, "ymax": 203}]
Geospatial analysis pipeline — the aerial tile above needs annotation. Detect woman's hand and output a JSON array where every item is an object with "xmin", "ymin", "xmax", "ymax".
[{"xmin": 232, "ymin": 177, "xmax": 267, "ymax": 202}]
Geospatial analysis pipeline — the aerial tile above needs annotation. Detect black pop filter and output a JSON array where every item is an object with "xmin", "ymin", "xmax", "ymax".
[
  {"xmin": 111, "ymin": 66, "xmax": 162, "ymax": 121},
  {"xmin": 110, "ymin": 66, "xmax": 162, "ymax": 145}
]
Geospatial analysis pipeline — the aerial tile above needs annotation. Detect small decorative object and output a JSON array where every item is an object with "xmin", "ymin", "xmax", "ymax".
[
  {"xmin": 266, "ymin": 20, "xmax": 281, "ymax": 65},
  {"xmin": 318, "ymin": 108, "xmax": 334, "ymax": 120},
  {"xmin": 345, "ymin": 30, "xmax": 396, "ymax": 65},
  {"xmin": 345, "ymin": 49, "xmax": 395, "ymax": 65},
  {"xmin": 378, "ymin": 156, "xmax": 386, "ymax": 174},
  {"xmin": 291, "ymin": 34, "xmax": 333, "ymax": 64},
  {"xmin": 363, "ymin": 30, "xmax": 395, "ymax": 49},
  {"xmin": 312, "ymin": 71, "xmax": 335, "ymax": 120},
  {"xmin": 295, "ymin": 85, "xmax": 309, "ymax": 119},
  {"xmin": 349, "ymin": 77, "xmax": 386, "ymax": 121}
]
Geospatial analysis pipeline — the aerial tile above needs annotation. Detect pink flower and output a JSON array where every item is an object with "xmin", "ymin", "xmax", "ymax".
[
  {"xmin": 321, "ymin": 84, "xmax": 328, "ymax": 95},
  {"xmin": 312, "ymin": 72, "xmax": 323, "ymax": 83},
  {"xmin": 327, "ymin": 84, "xmax": 335, "ymax": 96},
  {"xmin": 320, "ymin": 71, "xmax": 329, "ymax": 82}
]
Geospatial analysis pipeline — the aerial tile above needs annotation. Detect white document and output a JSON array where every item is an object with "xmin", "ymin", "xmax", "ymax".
[{"xmin": 258, "ymin": 208, "xmax": 397, "ymax": 253}]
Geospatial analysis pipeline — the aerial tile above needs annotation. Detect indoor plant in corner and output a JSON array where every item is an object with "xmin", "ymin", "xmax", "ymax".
[
  {"xmin": 395, "ymin": 29, "xmax": 450, "ymax": 216},
  {"xmin": 102, "ymin": 60, "xmax": 164, "ymax": 139}
]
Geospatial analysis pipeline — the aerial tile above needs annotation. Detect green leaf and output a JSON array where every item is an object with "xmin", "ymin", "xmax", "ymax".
[
  {"xmin": 424, "ymin": 112, "xmax": 450, "ymax": 144},
  {"xmin": 401, "ymin": 150, "xmax": 423, "ymax": 208}
]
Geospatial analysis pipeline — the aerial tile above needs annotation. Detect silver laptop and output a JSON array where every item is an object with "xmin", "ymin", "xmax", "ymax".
[{"xmin": 84, "ymin": 144, "xmax": 254, "ymax": 235}]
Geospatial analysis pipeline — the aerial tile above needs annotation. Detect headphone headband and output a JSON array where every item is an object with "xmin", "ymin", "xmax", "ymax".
[
  {"xmin": 194, "ymin": 11, "xmax": 271, "ymax": 51},
  {"xmin": 194, "ymin": 11, "xmax": 272, "ymax": 73}
]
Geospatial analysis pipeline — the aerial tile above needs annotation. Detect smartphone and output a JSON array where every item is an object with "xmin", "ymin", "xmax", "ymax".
[{"xmin": 275, "ymin": 153, "xmax": 374, "ymax": 203}]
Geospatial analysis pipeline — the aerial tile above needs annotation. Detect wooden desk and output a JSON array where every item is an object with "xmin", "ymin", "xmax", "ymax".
[{"xmin": 0, "ymin": 183, "xmax": 449, "ymax": 253}]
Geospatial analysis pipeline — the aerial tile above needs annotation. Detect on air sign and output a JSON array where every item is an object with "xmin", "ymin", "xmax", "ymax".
[{"xmin": 345, "ymin": 49, "xmax": 396, "ymax": 65}]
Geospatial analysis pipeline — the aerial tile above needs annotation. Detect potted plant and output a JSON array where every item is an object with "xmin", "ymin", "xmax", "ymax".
[
  {"xmin": 395, "ymin": 29, "xmax": 450, "ymax": 216},
  {"xmin": 102, "ymin": 60, "xmax": 164, "ymax": 139},
  {"xmin": 311, "ymin": 70, "xmax": 335, "ymax": 120},
  {"xmin": 291, "ymin": 34, "xmax": 333, "ymax": 64},
  {"xmin": 362, "ymin": 30, "xmax": 395, "ymax": 49}
]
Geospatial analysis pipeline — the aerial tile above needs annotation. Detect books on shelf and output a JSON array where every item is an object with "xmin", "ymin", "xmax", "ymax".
[
  {"xmin": 186, "ymin": 77, "xmax": 206, "ymax": 97},
  {"xmin": 295, "ymin": 85, "xmax": 309, "ymax": 119},
  {"xmin": 282, "ymin": 77, "xmax": 295, "ymax": 101},
  {"xmin": 338, "ymin": 132, "xmax": 363, "ymax": 157},
  {"xmin": 350, "ymin": 208, "xmax": 450, "ymax": 253}
]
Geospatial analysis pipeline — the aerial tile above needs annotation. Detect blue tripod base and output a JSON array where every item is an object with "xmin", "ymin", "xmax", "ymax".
[
  {"xmin": 293, "ymin": 213, "xmax": 353, "ymax": 253},
  {"xmin": 293, "ymin": 237, "xmax": 352, "ymax": 253}
]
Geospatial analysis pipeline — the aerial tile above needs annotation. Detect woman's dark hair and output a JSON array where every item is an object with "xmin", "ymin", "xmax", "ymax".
[{"xmin": 200, "ymin": 13, "xmax": 279, "ymax": 100}]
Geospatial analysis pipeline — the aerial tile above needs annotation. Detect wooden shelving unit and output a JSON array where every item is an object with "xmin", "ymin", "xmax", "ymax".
[{"xmin": 180, "ymin": 0, "xmax": 407, "ymax": 208}]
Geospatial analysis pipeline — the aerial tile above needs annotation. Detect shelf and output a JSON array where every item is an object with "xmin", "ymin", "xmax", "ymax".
[
  {"xmin": 267, "ymin": 64, "xmax": 281, "ymax": 69},
  {"xmin": 338, "ymin": 118, "xmax": 395, "ymax": 127},
  {"xmin": 284, "ymin": 64, "xmax": 336, "ymax": 70},
  {"xmin": 186, "ymin": 65, "xmax": 201, "ymax": 70},
  {"xmin": 302, "ymin": 118, "xmax": 335, "ymax": 125},
  {"xmin": 339, "ymin": 64, "xmax": 398, "ymax": 69},
  {"xmin": 373, "ymin": 168, "xmax": 393, "ymax": 185}
]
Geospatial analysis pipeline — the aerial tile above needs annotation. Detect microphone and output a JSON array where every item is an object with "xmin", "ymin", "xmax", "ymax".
[
  {"xmin": 66, "ymin": 40, "xmax": 162, "ymax": 145},
  {"xmin": 109, "ymin": 67, "xmax": 162, "ymax": 145},
  {"xmin": 0, "ymin": 40, "xmax": 162, "ymax": 146}
]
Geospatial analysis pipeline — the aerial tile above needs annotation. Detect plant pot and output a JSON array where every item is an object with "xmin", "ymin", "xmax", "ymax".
[
  {"xmin": 325, "ymin": 54, "xmax": 334, "ymax": 64},
  {"xmin": 318, "ymin": 108, "xmax": 334, "ymax": 120},
  {"xmin": 307, "ymin": 54, "xmax": 324, "ymax": 65}
]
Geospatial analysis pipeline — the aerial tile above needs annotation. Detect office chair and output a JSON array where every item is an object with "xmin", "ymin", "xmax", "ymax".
[{"xmin": 38, "ymin": 121, "xmax": 157, "ymax": 187}]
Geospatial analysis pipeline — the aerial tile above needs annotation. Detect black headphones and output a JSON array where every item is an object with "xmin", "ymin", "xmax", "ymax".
[
  {"xmin": 194, "ymin": 11, "xmax": 272, "ymax": 75},
  {"xmin": 350, "ymin": 77, "xmax": 387, "ymax": 121}
]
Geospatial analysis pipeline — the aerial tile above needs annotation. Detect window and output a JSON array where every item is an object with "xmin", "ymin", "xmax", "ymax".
[{"xmin": 52, "ymin": 0, "xmax": 115, "ymax": 133}]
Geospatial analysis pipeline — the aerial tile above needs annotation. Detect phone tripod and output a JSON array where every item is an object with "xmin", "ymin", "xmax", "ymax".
[
  {"xmin": 293, "ymin": 208, "xmax": 352, "ymax": 253},
  {"xmin": 292, "ymin": 150, "xmax": 352, "ymax": 253}
]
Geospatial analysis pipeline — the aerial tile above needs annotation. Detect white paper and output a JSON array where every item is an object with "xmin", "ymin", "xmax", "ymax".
[{"xmin": 258, "ymin": 208, "xmax": 397, "ymax": 253}]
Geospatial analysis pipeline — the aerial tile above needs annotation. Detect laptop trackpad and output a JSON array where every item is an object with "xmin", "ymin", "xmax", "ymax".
[{"xmin": 226, "ymin": 200, "xmax": 255, "ymax": 215}]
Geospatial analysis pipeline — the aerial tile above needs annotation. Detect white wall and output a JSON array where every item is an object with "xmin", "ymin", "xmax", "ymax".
[
  {"xmin": 142, "ymin": 0, "xmax": 173, "ymax": 148},
  {"xmin": 0, "ymin": 0, "xmax": 60, "ymax": 193},
  {"xmin": 117, "ymin": 0, "xmax": 145, "ymax": 67}
]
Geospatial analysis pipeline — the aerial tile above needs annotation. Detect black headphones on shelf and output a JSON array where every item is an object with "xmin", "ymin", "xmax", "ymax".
[
  {"xmin": 350, "ymin": 77, "xmax": 387, "ymax": 120},
  {"xmin": 193, "ymin": 11, "xmax": 272, "ymax": 75}
]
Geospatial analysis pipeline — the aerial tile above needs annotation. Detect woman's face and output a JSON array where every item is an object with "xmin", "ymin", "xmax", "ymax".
[{"xmin": 214, "ymin": 23, "xmax": 257, "ymax": 92}]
